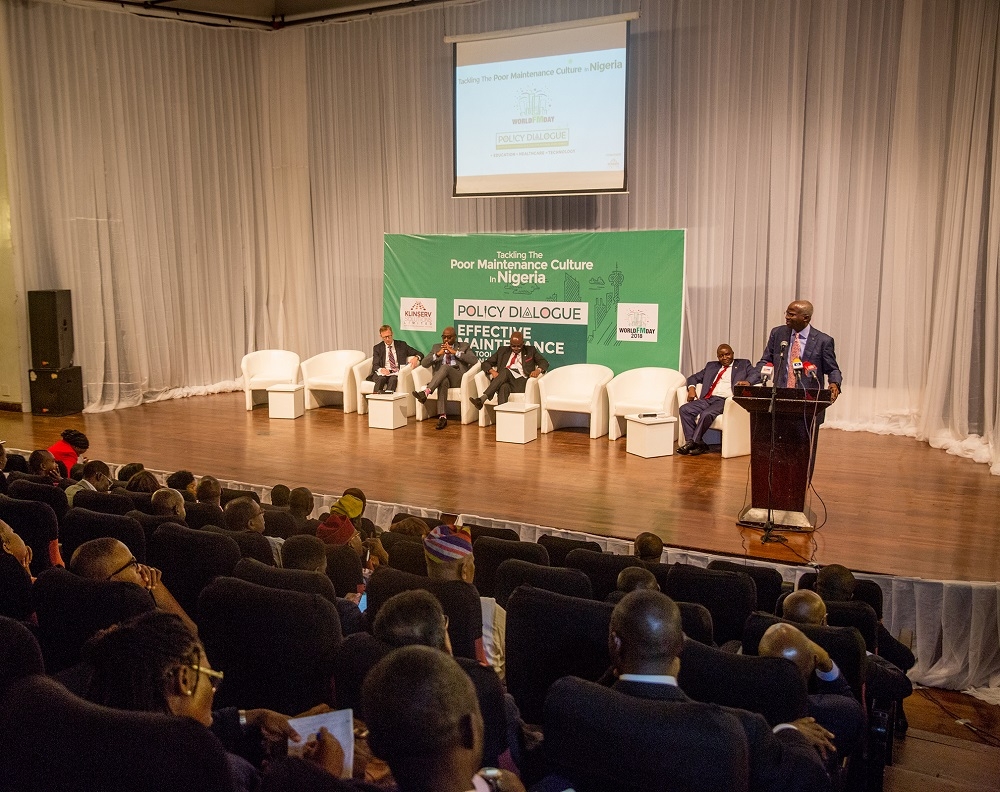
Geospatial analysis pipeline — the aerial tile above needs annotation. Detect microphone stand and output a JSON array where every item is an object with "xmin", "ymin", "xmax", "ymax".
[{"xmin": 762, "ymin": 344, "xmax": 787, "ymax": 545}]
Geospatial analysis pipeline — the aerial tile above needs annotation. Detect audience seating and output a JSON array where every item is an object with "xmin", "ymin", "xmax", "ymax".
[
  {"xmin": 147, "ymin": 523, "xmax": 242, "ymax": 619},
  {"xmin": 365, "ymin": 566, "xmax": 482, "ymax": 661},
  {"xmin": 543, "ymin": 676, "xmax": 751, "ymax": 792},
  {"xmin": 325, "ymin": 544, "xmax": 365, "ymax": 599},
  {"xmin": 472, "ymin": 368, "xmax": 542, "ymax": 428},
  {"xmin": 60, "ymin": 508, "xmax": 147, "ymax": 565},
  {"xmin": 677, "ymin": 601, "xmax": 716, "ymax": 646},
  {"xmin": 472, "ymin": 535, "xmax": 549, "ymax": 600},
  {"xmin": 0, "ymin": 551, "xmax": 34, "ymax": 621},
  {"xmin": 221, "ymin": 487, "xmax": 260, "ymax": 507},
  {"xmin": 241, "ymin": 349, "xmax": 301, "ymax": 410},
  {"xmin": 0, "ymin": 494, "xmax": 59, "ymax": 577},
  {"xmin": 7, "ymin": 471, "xmax": 61, "ymax": 486},
  {"xmin": 494, "ymin": 559, "xmax": 593, "ymax": 607},
  {"xmin": 125, "ymin": 510, "xmax": 186, "ymax": 543},
  {"xmin": 70, "ymin": 489, "xmax": 134, "ymax": 515},
  {"xmin": 353, "ymin": 356, "xmax": 418, "ymax": 417},
  {"xmin": 300, "ymin": 350, "xmax": 367, "ymax": 413},
  {"xmin": 32, "ymin": 567, "xmax": 155, "ymax": 673},
  {"xmin": 331, "ymin": 632, "xmax": 392, "ymax": 713},
  {"xmin": 675, "ymin": 383, "xmax": 751, "ymax": 458},
  {"xmin": 538, "ymin": 363, "xmax": 614, "ymax": 439},
  {"xmin": 642, "ymin": 560, "xmax": 673, "ymax": 591},
  {"xmin": 606, "ymin": 366, "xmax": 687, "ymax": 441},
  {"xmin": 664, "ymin": 563, "xmax": 756, "ymax": 645},
  {"xmin": 505, "ymin": 585, "xmax": 614, "ymax": 724},
  {"xmin": 0, "ymin": 616, "xmax": 45, "ymax": 688},
  {"xmin": 0, "ymin": 675, "xmax": 234, "ymax": 792},
  {"xmin": 8, "ymin": 478, "xmax": 70, "ymax": 523},
  {"xmin": 564, "ymin": 548, "xmax": 645, "ymax": 602},
  {"xmin": 184, "ymin": 501, "xmax": 226, "ymax": 530},
  {"xmin": 537, "ymin": 534, "xmax": 602, "ymax": 567},
  {"xmin": 387, "ymin": 538, "xmax": 429, "ymax": 577},
  {"xmin": 467, "ymin": 524, "xmax": 520, "ymax": 543},
  {"xmin": 122, "ymin": 491, "xmax": 155, "ymax": 514},
  {"xmin": 262, "ymin": 509, "xmax": 297, "ymax": 539},
  {"xmin": 377, "ymin": 530, "xmax": 420, "ymax": 554},
  {"xmin": 233, "ymin": 557, "xmax": 337, "ymax": 602},
  {"xmin": 410, "ymin": 360, "xmax": 482, "ymax": 424},
  {"xmin": 198, "ymin": 577, "xmax": 342, "ymax": 714},
  {"xmin": 201, "ymin": 525, "xmax": 274, "ymax": 566},
  {"xmin": 3, "ymin": 453, "xmax": 29, "ymax": 473},
  {"xmin": 708, "ymin": 559, "xmax": 785, "ymax": 614},
  {"xmin": 797, "ymin": 571, "xmax": 884, "ymax": 619}
]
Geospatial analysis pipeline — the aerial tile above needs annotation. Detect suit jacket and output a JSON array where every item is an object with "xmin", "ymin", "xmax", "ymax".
[
  {"xmin": 368, "ymin": 339, "xmax": 423, "ymax": 381},
  {"xmin": 483, "ymin": 344, "xmax": 549, "ymax": 378},
  {"xmin": 686, "ymin": 359, "xmax": 760, "ymax": 395},
  {"xmin": 421, "ymin": 342, "xmax": 478, "ymax": 373},
  {"xmin": 613, "ymin": 679, "xmax": 830, "ymax": 792},
  {"xmin": 809, "ymin": 669, "xmax": 864, "ymax": 757},
  {"xmin": 758, "ymin": 326, "xmax": 843, "ymax": 389}
]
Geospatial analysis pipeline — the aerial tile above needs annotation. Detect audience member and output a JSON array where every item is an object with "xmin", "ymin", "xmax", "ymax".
[
  {"xmin": 151, "ymin": 488, "xmax": 187, "ymax": 523},
  {"xmin": 126, "ymin": 470, "xmax": 161, "ymax": 493},
  {"xmin": 27, "ymin": 449, "xmax": 61, "ymax": 481},
  {"xmin": 617, "ymin": 566, "xmax": 659, "ymax": 594},
  {"xmin": 225, "ymin": 497, "xmax": 283, "ymax": 565},
  {"xmin": 289, "ymin": 486, "xmax": 319, "ymax": 534},
  {"xmin": 270, "ymin": 484, "xmax": 291, "ymax": 508},
  {"xmin": 343, "ymin": 487, "xmax": 378, "ymax": 540},
  {"xmin": 390, "ymin": 516, "xmax": 431, "ymax": 538},
  {"xmin": 166, "ymin": 470, "xmax": 198, "ymax": 501},
  {"xmin": 633, "ymin": 531, "xmax": 664, "ymax": 563},
  {"xmin": 64, "ymin": 460, "xmax": 113, "ymax": 506},
  {"xmin": 280, "ymin": 535, "xmax": 368, "ymax": 635},
  {"xmin": 196, "ymin": 476, "xmax": 223, "ymax": 508},
  {"xmin": 413, "ymin": 326, "xmax": 478, "ymax": 431},
  {"xmin": 0, "ymin": 519, "xmax": 33, "ymax": 581},
  {"xmin": 48, "ymin": 429, "xmax": 90, "ymax": 471},
  {"xmin": 116, "ymin": 462, "xmax": 146, "ymax": 482}
]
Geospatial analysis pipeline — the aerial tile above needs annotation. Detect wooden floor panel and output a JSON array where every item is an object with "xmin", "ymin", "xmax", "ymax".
[{"xmin": 2, "ymin": 392, "xmax": 999, "ymax": 582}]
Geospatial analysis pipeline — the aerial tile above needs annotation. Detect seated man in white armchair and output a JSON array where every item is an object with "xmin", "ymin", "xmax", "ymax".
[{"xmin": 470, "ymin": 331, "xmax": 548, "ymax": 412}]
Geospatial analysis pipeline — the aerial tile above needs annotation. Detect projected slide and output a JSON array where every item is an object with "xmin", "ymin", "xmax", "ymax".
[{"xmin": 454, "ymin": 21, "xmax": 628, "ymax": 196}]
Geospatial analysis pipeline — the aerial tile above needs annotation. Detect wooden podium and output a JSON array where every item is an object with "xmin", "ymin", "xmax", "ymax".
[{"xmin": 733, "ymin": 384, "xmax": 832, "ymax": 531}]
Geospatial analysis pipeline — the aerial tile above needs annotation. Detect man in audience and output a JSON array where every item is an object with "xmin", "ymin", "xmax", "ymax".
[
  {"xmin": 608, "ymin": 590, "xmax": 832, "ymax": 791},
  {"xmin": 289, "ymin": 486, "xmax": 319, "ymax": 535},
  {"xmin": 362, "ymin": 645, "xmax": 524, "ymax": 792},
  {"xmin": 64, "ymin": 460, "xmax": 113, "ymax": 505},
  {"xmin": 225, "ymin": 496, "xmax": 283, "ymax": 565},
  {"xmin": 196, "ymin": 475, "xmax": 223, "ymax": 508},
  {"xmin": 150, "ymin": 487, "xmax": 187, "ymax": 523},
  {"xmin": 116, "ymin": 462, "xmax": 145, "ymax": 483},
  {"xmin": 677, "ymin": 343, "xmax": 760, "ymax": 456},
  {"xmin": 633, "ymin": 531, "xmax": 664, "ymax": 563},
  {"xmin": 370, "ymin": 324, "xmax": 423, "ymax": 394},
  {"xmin": 759, "ymin": 623, "xmax": 863, "ymax": 766},
  {"xmin": 424, "ymin": 524, "xmax": 506, "ymax": 682},
  {"xmin": 165, "ymin": 470, "xmax": 198, "ymax": 501},
  {"xmin": 27, "ymin": 449, "xmax": 61, "ymax": 481},
  {"xmin": 469, "ymin": 330, "xmax": 548, "ymax": 411},
  {"xmin": 605, "ymin": 566, "xmax": 660, "ymax": 603},
  {"xmin": 269, "ymin": 484, "xmax": 291, "ymax": 508},
  {"xmin": 69, "ymin": 537, "xmax": 197, "ymax": 635},
  {"xmin": 0, "ymin": 519, "xmax": 33, "ymax": 581},
  {"xmin": 413, "ymin": 326, "xmax": 478, "ymax": 430},
  {"xmin": 280, "ymin": 535, "xmax": 367, "ymax": 635}
]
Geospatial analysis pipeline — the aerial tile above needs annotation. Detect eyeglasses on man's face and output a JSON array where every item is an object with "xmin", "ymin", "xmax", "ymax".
[
  {"xmin": 106, "ymin": 557, "xmax": 139, "ymax": 580},
  {"xmin": 188, "ymin": 663, "xmax": 224, "ymax": 692}
]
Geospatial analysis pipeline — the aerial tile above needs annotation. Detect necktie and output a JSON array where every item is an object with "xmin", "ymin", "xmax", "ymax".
[
  {"xmin": 387, "ymin": 344, "xmax": 397, "ymax": 371},
  {"xmin": 787, "ymin": 333, "xmax": 801, "ymax": 387},
  {"xmin": 507, "ymin": 351, "xmax": 518, "ymax": 369},
  {"xmin": 704, "ymin": 365, "xmax": 728, "ymax": 398}
]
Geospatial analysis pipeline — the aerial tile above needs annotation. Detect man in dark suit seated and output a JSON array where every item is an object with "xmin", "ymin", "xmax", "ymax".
[
  {"xmin": 413, "ymin": 326, "xmax": 479, "ymax": 430},
  {"xmin": 470, "ymin": 331, "xmax": 548, "ymax": 412},
  {"xmin": 677, "ymin": 344, "xmax": 760, "ymax": 456},
  {"xmin": 609, "ymin": 590, "xmax": 833, "ymax": 792},
  {"xmin": 370, "ymin": 324, "xmax": 423, "ymax": 395}
]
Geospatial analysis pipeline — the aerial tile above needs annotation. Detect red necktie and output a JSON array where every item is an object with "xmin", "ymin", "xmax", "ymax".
[
  {"xmin": 387, "ymin": 344, "xmax": 397, "ymax": 371},
  {"xmin": 704, "ymin": 366, "xmax": 728, "ymax": 399},
  {"xmin": 507, "ymin": 351, "xmax": 518, "ymax": 369}
]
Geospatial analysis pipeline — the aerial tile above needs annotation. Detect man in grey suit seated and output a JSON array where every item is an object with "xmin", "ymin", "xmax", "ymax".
[{"xmin": 413, "ymin": 326, "xmax": 478, "ymax": 430}]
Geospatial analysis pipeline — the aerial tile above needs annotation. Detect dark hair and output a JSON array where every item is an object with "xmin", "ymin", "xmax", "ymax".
[
  {"xmin": 616, "ymin": 566, "xmax": 659, "ymax": 594},
  {"xmin": 126, "ymin": 471, "xmax": 161, "ymax": 493},
  {"xmin": 61, "ymin": 429, "xmax": 90, "ymax": 452},
  {"xmin": 224, "ymin": 497, "xmax": 259, "ymax": 531},
  {"xmin": 166, "ymin": 470, "xmax": 196, "ymax": 491},
  {"xmin": 373, "ymin": 590, "xmax": 448, "ymax": 651},
  {"xmin": 82, "ymin": 460, "xmax": 111, "ymax": 481},
  {"xmin": 117, "ymin": 462, "xmax": 145, "ymax": 482},
  {"xmin": 270, "ymin": 485, "xmax": 291, "ymax": 508},
  {"xmin": 27, "ymin": 450, "xmax": 53, "ymax": 475},
  {"xmin": 196, "ymin": 476, "xmax": 222, "ymax": 503},
  {"xmin": 82, "ymin": 611, "xmax": 200, "ymax": 715},
  {"xmin": 281, "ymin": 535, "xmax": 327, "ymax": 572},
  {"xmin": 288, "ymin": 487, "xmax": 314, "ymax": 517},
  {"xmin": 633, "ymin": 532, "xmax": 664, "ymax": 563},
  {"xmin": 68, "ymin": 537, "xmax": 122, "ymax": 579}
]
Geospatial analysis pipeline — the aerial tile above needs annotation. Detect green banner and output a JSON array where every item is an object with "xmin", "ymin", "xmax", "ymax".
[{"xmin": 383, "ymin": 231, "xmax": 684, "ymax": 374}]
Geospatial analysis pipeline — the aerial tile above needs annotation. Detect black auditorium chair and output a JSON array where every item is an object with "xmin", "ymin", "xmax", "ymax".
[
  {"xmin": 472, "ymin": 535, "xmax": 549, "ymax": 600},
  {"xmin": 7, "ymin": 471, "xmax": 60, "ymax": 485},
  {"xmin": 366, "ymin": 566, "xmax": 482, "ymax": 661},
  {"xmin": 564, "ymin": 548, "xmax": 645, "ymax": 602},
  {"xmin": 3, "ymin": 452, "xmax": 29, "ymax": 473},
  {"xmin": 198, "ymin": 577, "xmax": 342, "ymax": 715},
  {"xmin": 0, "ymin": 675, "xmax": 234, "ymax": 792},
  {"xmin": 0, "ymin": 495, "xmax": 59, "ymax": 577},
  {"xmin": 536, "ymin": 534, "xmax": 602, "ymax": 567},
  {"xmin": 390, "ymin": 512, "xmax": 442, "ymax": 531},
  {"xmin": 70, "ymin": 489, "xmax": 135, "ymax": 516},
  {"xmin": 494, "ymin": 558, "xmax": 593, "ymax": 607},
  {"xmin": 798, "ymin": 571, "xmax": 885, "ymax": 619},
  {"xmin": 221, "ymin": 488, "xmax": 260, "ymax": 507},
  {"xmin": 823, "ymin": 600, "xmax": 880, "ymax": 654},
  {"xmin": 8, "ymin": 479, "xmax": 70, "ymax": 524},
  {"xmin": 122, "ymin": 491, "xmax": 155, "ymax": 515},
  {"xmin": 378, "ymin": 530, "xmax": 421, "ymax": 554},
  {"xmin": 0, "ymin": 469, "xmax": 6, "ymax": 495},
  {"xmin": 234, "ymin": 557, "xmax": 336, "ymax": 601},
  {"xmin": 184, "ymin": 501, "xmax": 226, "ymax": 530},
  {"xmin": 201, "ymin": 525, "xmax": 275, "ymax": 566},
  {"xmin": 664, "ymin": 563, "xmax": 757, "ymax": 646},
  {"xmin": 262, "ymin": 509, "xmax": 297, "ymax": 539},
  {"xmin": 505, "ymin": 585, "xmax": 614, "ymax": 725},
  {"xmin": 126, "ymin": 509, "xmax": 187, "ymax": 543},
  {"xmin": 60, "ymin": 508, "xmax": 146, "ymax": 565},
  {"xmin": 0, "ymin": 616, "xmax": 45, "ymax": 688},
  {"xmin": 641, "ymin": 560, "xmax": 673, "ymax": 592},
  {"xmin": 0, "ymin": 551, "xmax": 34, "ymax": 621},
  {"xmin": 708, "ymin": 559, "xmax": 785, "ymax": 614},
  {"xmin": 32, "ymin": 567, "xmax": 155, "ymax": 673},
  {"xmin": 542, "ymin": 677, "xmax": 751, "ymax": 792},
  {"xmin": 467, "ymin": 524, "xmax": 520, "ymax": 543},
  {"xmin": 677, "ymin": 602, "xmax": 715, "ymax": 646},
  {"xmin": 332, "ymin": 632, "xmax": 391, "ymax": 713},
  {"xmin": 146, "ymin": 524, "xmax": 242, "ymax": 619},
  {"xmin": 387, "ymin": 538, "xmax": 430, "ymax": 576}
]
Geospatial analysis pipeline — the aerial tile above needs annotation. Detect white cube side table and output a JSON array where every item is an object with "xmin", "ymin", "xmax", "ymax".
[
  {"xmin": 625, "ymin": 414, "xmax": 677, "ymax": 458},
  {"xmin": 367, "ymin": 392, "xmax": 408, "ymax": 430},
  {"xmin": 495, "ymin": 403, "xmax": 539, "ymax": 444},
  {"xmin": 267, "ymin": 384, "xmax": 305, "ymax": 419}
]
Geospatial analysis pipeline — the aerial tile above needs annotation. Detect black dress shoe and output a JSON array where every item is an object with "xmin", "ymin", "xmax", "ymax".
[
  {"xmin": 435, "ymin": 415, "xmax": 448, "ymax": 430},
  {"xmin": 470, "ymin": 396, "xmax": 484, "ymax": 410},
  {"xmin": 676, "ymin": 442, "xmax": 695, "ymax": 455},
  {"xmin": 687, "ymin": 442, "xmax": 711, "ymax": 456},
  {"xmin": 413, "ymin": 390, "xmax": 427, "ymax": 404}
]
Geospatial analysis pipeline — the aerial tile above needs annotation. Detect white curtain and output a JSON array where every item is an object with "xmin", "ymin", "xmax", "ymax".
[{"xmin": 1, "ymin": 0, "xmax": 998, "ymax": 473}]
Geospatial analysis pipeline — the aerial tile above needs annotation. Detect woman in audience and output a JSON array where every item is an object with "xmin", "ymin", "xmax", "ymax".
[
  {"xmin": 126, "ymin": 469, "xmax": 161, "ymax": 493},
  {"xmin": 48, "ymin": 428, "xmax": 90, "ymax": 472}
]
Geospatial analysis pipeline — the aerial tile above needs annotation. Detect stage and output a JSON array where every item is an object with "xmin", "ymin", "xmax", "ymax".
[{"xmin": 1, "ymin": 391, "xmax": 997, "ymax": 584}]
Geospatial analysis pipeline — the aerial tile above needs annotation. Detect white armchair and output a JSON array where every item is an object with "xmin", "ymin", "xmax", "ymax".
[
  {"xmin": 353, "ymin": 357, "xmax": 418, "ymax": 417},
  {"xmin": 538, "ymin": 364, "xmax": 614, "ymax": 439},
  {"xmin": 473, "ymin": 370, "xmax": 543, "ymax": 428},
  {"xmin": 675, "ymin": 385, "xmax": 751, "ymax": 458},
  {"xmin": 300, "ymin": 350, "xmax": 367, "ymax": 413},
  {"xmin": 606, "ymin": 367, "xmax": 687, "ymax": 441},
  {"xmin": 411, "ymin": 361, "xmax": 483, "ymax": 425},
  {"xmin": 240, "ymin": 350, "xmax": 300, "ymax": 411}
]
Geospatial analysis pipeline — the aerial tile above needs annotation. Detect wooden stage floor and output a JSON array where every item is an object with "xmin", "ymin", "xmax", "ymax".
[{"xmin": 2, "ymin": 392, "xmax": 997, "ymax": 583}]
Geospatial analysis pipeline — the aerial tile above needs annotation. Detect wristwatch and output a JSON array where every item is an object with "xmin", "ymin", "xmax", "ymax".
[{"xmin": 474, "ymin": 768, "xmax": 503, "ymax": 792}]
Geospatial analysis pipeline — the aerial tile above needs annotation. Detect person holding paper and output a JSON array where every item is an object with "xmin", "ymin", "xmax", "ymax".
[
  {"xmin": 413, "ymin": 326, "xmax": 478, "ymax": 430},
  {"xmin": 369, "ymin": 324, "xmax": 423, "ymax": 395},
  {"xmin": 755, "ymin": 300, "xmax": 842, "ymax": 399},
  {"xmin": 677, "ymin": 344, "xmax": 759, "ymax": 456}
]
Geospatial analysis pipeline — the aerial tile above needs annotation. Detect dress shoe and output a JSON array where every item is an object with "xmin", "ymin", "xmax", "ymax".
[
  {"xmin": 435, "ymin": 415, "xmax": 448, "ymax": 430},
  {"xmin": 687, "ymin": 442, "xmax": 711, "ymax": 456},
  {"xmin": 470, "ymin": 396, "xmax": 484, "ymax": 410},
  {"xmin": 676, "ymin": 442, "xmax": 696, "ymax": 455},
  {"xmin": 413, "ymin": 390, "xmax": 427, "ymax": 404}
]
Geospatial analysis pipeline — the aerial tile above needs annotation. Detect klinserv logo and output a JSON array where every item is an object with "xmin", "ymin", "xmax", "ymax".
[
  {"xmin": 400, "ymin": 298, "xmax": 437, "ymax": 331},
  {"xmin": 617, "ymin": 303, "xmax": 659, "ymax": 343}
]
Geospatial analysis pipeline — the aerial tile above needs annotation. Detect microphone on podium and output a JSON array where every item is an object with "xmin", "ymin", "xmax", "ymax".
[
  {"xmin": 791, "ymin": 357, "xmax": 804, "ymax": 384},
  {"xmin": 760, "ymin": 364, "xmax": 774, "ymax": 385},
  {"xmin": 803, "ymin": 361, "xmax": 818, "ymax": 381}
]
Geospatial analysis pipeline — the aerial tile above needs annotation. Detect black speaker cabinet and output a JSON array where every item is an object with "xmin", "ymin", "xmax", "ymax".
[
  {"xmin": 29, "ymin": 367, "xmax": 84, "ymax": 416},
  {"xmin": 28, "ymin": 289, "xmax": 74, "ymax": 370}
]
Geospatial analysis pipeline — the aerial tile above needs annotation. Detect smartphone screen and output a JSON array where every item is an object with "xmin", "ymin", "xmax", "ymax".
[{"xmin": 358, "ymin": 592, "xmax": 368, "ymax": 612}]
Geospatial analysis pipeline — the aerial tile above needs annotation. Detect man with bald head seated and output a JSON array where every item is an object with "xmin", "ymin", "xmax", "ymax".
[
  {"xmin": 759, "ymin": 623, "xmax": 863, "ymax": 767},
  {"xmin": 70, "ymin": 537, "xmax": 198, "ymax": 636},
  {"xmin": 633, "ymin": 531, "xmax": 664, "ymax": 563},
  {"xmin": 469, "ymin": 330, "xmax": 548, "ymax": 412},
  {"xmin": 28, "ymin": 449, "xmax": 61, "ymax": 481},
  {"xmin": 606, "ymin": 566, "xmax": 660, "ymax": 604},
  {"xmin": 608, "ymin": 590, "xmax": 833, "ymax": 792},
  {"xmin": 151, "ymin": 488, "xmax": 187, "ymax": 523}
]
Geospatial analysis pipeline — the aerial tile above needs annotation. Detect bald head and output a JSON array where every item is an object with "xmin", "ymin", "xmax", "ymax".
[
  {"xmin": 784, "ymin": 301, "xmax": 814, "ymax": 332},
  {"xmin": 758, "ymin": 622, "xmax": 816, "ymax": 681},
  {"xmin": 609, "ymin": 590, "xmax": 684, "ymax": 676},
  {"xmin": 150, "ymin": 488, "xmax": 186, "ymax": 520},
  {"xmin": 816, "ymin": 564, "xmax": 856, "ymax": 602},
  {"xmin": 633, "ymin": 532, "xmax": 664, "ymax": 563},
  {"xmin": 782, "ymin": 589, "xmax": 827, "ymax": 625},
  {"xmin": 616, "ymin": 566, "xmax": 659, "ymax": 594}
]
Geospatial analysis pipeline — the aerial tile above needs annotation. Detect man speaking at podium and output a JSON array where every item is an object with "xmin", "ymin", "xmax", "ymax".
[{"xmin": 755, "ymin": 300, "xmax": 842, "ymax": 401}]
